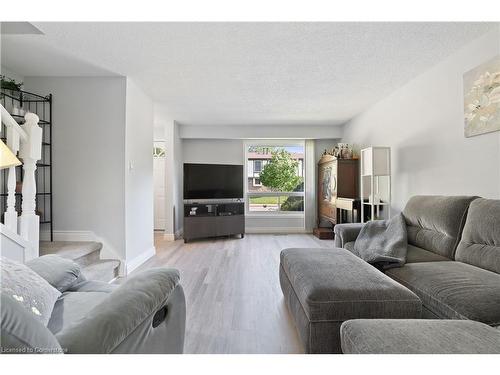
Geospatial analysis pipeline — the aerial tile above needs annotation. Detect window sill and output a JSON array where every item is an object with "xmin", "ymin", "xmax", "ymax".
[{"xmin": 245, "ymin": 213, "xmax": 305, "ymax": 218}]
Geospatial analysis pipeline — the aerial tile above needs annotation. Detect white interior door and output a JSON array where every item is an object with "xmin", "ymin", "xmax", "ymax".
[{"xmin": 153, "ymin": 142, "xmax": 166, "ymax": 230}]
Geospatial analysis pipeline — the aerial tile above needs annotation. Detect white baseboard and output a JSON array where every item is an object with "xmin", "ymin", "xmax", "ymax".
[
  {"xmin": 40, "ymin": 230, "xmax": 95, "ymax": 242},
  {"xmin": 245, "ymin": 227, "xmax": 311, "ymax": 234},
  {"xmin": 126, "ymin": 246, "xmax": 156, "ymax": 275}
]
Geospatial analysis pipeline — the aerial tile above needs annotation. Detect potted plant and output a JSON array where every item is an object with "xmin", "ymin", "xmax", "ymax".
[{"xmin": 1, "ymin": 75, "xmax": 23, "ymax": 91}]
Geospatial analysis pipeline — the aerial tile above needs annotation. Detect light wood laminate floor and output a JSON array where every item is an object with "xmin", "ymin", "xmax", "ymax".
[{"xmin": 130, "ymin": 233, "xmax": 335, "ymax": 354}]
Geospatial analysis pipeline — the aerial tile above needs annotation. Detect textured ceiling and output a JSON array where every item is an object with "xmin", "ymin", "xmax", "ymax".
[{"xmin": 1, "ymin": 22, "xmax": 497, "ymax": 126}]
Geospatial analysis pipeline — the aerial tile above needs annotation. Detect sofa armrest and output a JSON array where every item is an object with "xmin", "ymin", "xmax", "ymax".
[
  {"xmin": 56, "ymin": 268, "xmax": 182, "ymax": 354},
  {"xmin": 334, "ymin": 223, "xmax": 365, "ymax": 248}
]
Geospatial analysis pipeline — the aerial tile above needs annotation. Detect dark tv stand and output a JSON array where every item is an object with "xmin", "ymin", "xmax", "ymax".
[{"xmin": 183, "ymin": 202, "xmax": 245, "ymax": 243}]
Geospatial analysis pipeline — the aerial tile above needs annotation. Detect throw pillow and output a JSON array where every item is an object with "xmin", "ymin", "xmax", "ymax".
[
  {"xmin": 0, "ymin": 256, "xmax": 61, "ymax": 326},
  {"xmin": 27, "ymin": 255, "xmax": 83, "ymax": 292}
]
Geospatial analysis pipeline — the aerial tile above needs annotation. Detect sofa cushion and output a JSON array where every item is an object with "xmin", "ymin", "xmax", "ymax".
[
  {"xmin": 68, "ymin": 280, "xmax": 117, "ymax": 293},
  {"xmin": 343, "ymin": 241, "xmax": 357, "ymax": 254},
  {"xmin": 406, "ymin": 244, "xmax": 449, "ymax": 263},
  {"xmin": 280, "ymin": 248, "xmax": 421, "ymax": 322},
  {"xmin": 402, "ymin": 195, "xmax": 477, "ymax": 259},
  {"xmin": 386, "ymin": 261, "xmax": 500, "ymax": 325},
  {"xmin": 346, "ymin": 242, "xmax": 448, "ymax": 264},
  {"xmin": 340, "ymin": 319, "xmax": 500, "ymax": 354},
  {"xmin": 48, "ymin": 282, "xmax": 117, "ymax": 335},
  {"xmin": 455, "ymin": 198, "xmax": 500, "ymax": 274}
]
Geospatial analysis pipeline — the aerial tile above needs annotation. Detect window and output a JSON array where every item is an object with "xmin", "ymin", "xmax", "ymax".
[
  {"xmin": 246, "ymin": 142, "xmax": 305, "ymax": 214},
  {"xmin": 254, "ymin": 160, "xmax": 263, "ymax": 173},
  {"xmin": 253, "ymin": 177, "xmax": 262, "ymax": 186}
]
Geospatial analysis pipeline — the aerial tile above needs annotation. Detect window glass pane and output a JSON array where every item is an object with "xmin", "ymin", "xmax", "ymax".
[
  {"xmin": 249, "ymin": 195, "xmax": 288, "ymax": 212},
  {"xmin": 246, "ymin": 145, "xmax": 304, "ymax": 193},
  {"xmin": 279, "ymin": 196, "xmax": 304, "ymax": 212}
]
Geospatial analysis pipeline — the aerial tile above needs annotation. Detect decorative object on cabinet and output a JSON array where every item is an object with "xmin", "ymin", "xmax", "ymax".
[
  {"xmin": 0, "ymin": 87, "xmax": 53, "ymax": 241},
  {"xmin": 337, "ymin": 143, "xmax": 354, "ymax": 159},
  {"xmin": 463, "ymin": 55, "xmax": 500, "ymax": 138},
  {"xmin": 360, "ymin": 147, "xmax": 391, "ymax": 223},
  {"xmin": 322, "ymin": 143, "xmax": 355, "ymax": 159},
  {"xmin": 317, "ymin": 154, "xmax": 359, "ymax": 228}
]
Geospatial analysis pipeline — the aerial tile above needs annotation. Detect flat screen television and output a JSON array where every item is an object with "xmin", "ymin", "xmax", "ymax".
[{"xmin": 184, "ymin": 163, "xmax": 243, "ymax": 200}]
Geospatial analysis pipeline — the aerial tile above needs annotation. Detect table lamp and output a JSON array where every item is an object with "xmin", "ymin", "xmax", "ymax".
[{"xmin": 0, "ymin": 139, "xmax": 21, "ymax": 169}]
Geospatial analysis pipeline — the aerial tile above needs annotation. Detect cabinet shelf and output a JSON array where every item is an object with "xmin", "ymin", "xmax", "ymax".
[{"xmin": 362, "ymin": 201, "xmax": 390, "ymax": 206}]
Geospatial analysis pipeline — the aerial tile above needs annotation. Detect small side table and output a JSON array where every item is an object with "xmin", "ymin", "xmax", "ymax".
[{"xmin": 336, "ymin": 198, "xmax": 360, "ymax": 224}]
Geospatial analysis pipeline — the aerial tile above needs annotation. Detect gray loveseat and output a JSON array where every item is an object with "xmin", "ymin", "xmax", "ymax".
[
  {"xmin": 1, "ymin": 256, "xmax": 186, "ymax": 354},
  {"xmin": 334, "ymin": 196, "xmax": 500, "ymax": 354}
]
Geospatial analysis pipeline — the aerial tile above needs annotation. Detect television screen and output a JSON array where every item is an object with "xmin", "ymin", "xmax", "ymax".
[{"xmin": 184, "ymin": 163, "xmax": 243, "ymax": 200}]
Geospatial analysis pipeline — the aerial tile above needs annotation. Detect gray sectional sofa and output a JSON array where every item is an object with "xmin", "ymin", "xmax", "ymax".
[
  {"xmin": 280, "ymin": 195, "xmax": 500, "ymax": 354},
  {"xmin": 1, "ymin": 256, "xmax": 186, "ymax": 354}
]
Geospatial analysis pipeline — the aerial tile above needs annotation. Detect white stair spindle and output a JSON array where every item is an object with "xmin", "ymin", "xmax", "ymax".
[
  {"xmin": 5, "ymin": 126, "xmax": 20, "ymax": 231},
  {"xmin": 18, "ymin": 112, "xmax": 42, "ymax": 260}
]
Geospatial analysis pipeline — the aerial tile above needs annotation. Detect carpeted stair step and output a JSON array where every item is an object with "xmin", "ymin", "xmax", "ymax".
[
  {"xmin": 39, "ymin": 241, "xmax": 102, "ymax": 267},
  {"xmin": 81, "ymin": 259, "xmax": 120, "ymax": 283}
]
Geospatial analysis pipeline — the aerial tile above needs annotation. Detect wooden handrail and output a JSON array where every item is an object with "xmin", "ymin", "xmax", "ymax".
[{"xmin": 0, "ymin": 103, "xmax": 28, "ymax": 140}]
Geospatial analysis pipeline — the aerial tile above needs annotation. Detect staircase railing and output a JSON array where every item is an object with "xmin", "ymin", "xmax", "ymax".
[{"xmin": 1, "ymin": 103, "xmax": 42, "ymax": 261}]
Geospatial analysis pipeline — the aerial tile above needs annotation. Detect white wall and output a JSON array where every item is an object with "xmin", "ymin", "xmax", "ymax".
[
  {"xmin": 23, "ymin": 77, "xmax": 127, "ymax": 261},
  {"xmin": 124, "ymin": 79, "xmax": 154, "ymax": 271},
  {"xmin": 183, "ymin": 139, "xmax": 243, "ymax": 164},
  {"xmin": 23, "ymin": 76, "xmax": 155, "ymax": 273},
  {"xmin": 342, "ymin": 27, "xmax": 500, "ymax": 213}
]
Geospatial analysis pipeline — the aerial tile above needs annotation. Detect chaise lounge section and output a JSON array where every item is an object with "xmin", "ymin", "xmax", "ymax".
[
  {"xmin": 279, "ymin": 247, "xmax": 421, "ymax": 353},
  {"xmin": 340, "ymin": 319, "xmax": 500, "ymax": 354}
]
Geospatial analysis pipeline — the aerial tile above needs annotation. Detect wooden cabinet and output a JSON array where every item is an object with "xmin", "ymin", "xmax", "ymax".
[{"xmin": 317, "ymin": 155, "xmax": 358, "ymax": 226}]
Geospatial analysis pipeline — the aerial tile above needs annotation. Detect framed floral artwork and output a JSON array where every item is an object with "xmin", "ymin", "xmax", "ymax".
[{"xmin": 463, "ymin": 55, "xmax": 500, "ymax": 137}]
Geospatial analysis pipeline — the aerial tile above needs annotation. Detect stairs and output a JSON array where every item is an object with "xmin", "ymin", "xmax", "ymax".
[{"xmin": 39, "ymin": 241, "xmax": 120, "ymax": 283}]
